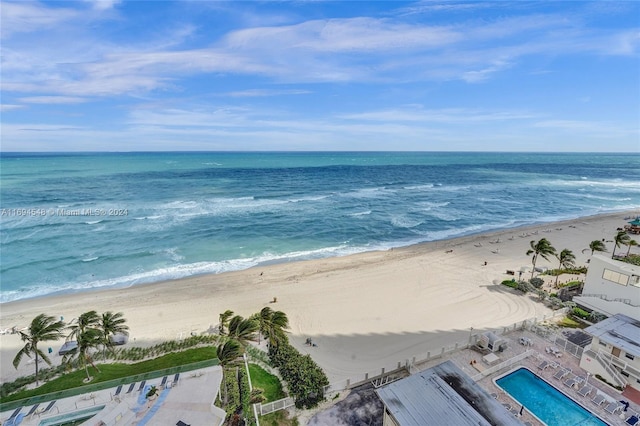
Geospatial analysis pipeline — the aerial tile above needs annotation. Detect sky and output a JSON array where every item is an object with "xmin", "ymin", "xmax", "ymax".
[{"xmin": 1, "ymin": 1, "xmax": 639, "ymax": 152}]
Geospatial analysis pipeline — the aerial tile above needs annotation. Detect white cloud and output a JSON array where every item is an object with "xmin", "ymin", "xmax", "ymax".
[
  {"xmin": 533, "ymin": 120, "xmax": 639, "ymax": 139},
  {"xmin": 2, "ymin": 6, "xmax": 638, "ymax": 101},
  {"xmin": 225, "ymin": 18, "xmax": 463, "ymax": 52},
  {"xmin": 225, "ymin": 89, "xmax": 311, "ymax": 97},
  {"xmin": 19, "ymin": 96, "xmax": 88, "ymax": 104},
  {"xmin": 86, "ymin": 0, "xmax": 121, "ymax": 11},
  {"xmin": 341, "ymin": 107, "xmax": 535, "ymax": 123},
  {"xmin": 0, "ymin": 2, "xmax": 79, "ymax": 38},
  {"xmin": 0, "ymin": 104, "xmax": 25, "ymax": 112}
]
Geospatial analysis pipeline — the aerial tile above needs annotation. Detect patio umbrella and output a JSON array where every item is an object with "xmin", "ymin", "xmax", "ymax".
[{"xmin": 628, "ymin": 218, "xmax": 640, "ymax": 226}]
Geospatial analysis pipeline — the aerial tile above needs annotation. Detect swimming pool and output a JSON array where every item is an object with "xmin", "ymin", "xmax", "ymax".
[
  {"xmin": 495, "ymin": 367, "xmax": 608, "ymax": 426},
  {"xmin": 38, "ymin": 405, "xmax": 105, "ymax": 426}
]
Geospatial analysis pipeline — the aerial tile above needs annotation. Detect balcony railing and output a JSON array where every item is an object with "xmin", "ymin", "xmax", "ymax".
[{"xmin": 579, "ymin": 293, "xmax": 639, "ymax": 307}]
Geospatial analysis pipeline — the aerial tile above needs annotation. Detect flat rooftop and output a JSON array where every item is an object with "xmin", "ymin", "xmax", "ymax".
[
  {"xmin": 585, "ymin": 313, "xmax": 640, "ymax": 357},
  {"xmin": 376, "ymin": 360, "xmax": 521, "ymax": 426}
]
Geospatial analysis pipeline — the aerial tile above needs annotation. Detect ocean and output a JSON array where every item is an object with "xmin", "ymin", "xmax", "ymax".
[{"xmin": 1, "ymin": 152, "xmax": 639, "ymax": 303}]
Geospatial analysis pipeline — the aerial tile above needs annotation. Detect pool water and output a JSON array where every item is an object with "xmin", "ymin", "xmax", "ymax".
[
  {"xmin": 38, "ymin": 405, "xmax": 105, "ymax": 426},
  {"xmin": 495, "ymin": 368, "xmax": 608, "ymax": 426}
]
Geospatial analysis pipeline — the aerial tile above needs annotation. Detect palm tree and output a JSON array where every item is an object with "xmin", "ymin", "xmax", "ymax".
[
  {"xmin": 588, "ymin": 240, "xmax": 607, "ymax": 256},
  {"xmin": 12, "ymin": 314, "xmax": 66, "ymax": 385},
  {"xmin": 66, "ymin": 310, "xmax": 102, "ymax": 382},
  {"xmin": 265, "ymin": 310, "xmax": 289, "ymax": 348},
  {"xmin": 65, "ymin": 327, "xmax": 103, "ymax": 381},
  {"xmin": 253, "ymin": 307, "xmax": 289, "ymax": 347},
  {"xmin": 253, "ymin": 307, "xmax": 272, "ymax": 344},
  {"xmin": 217, "ymin": 340, "xmax": 244, "ymax": 367},
  {"xmin": 99, "ymin": 311, "xmax": 129, "ymax": 359},
  {"xmin": 526, "ymin": 238, "xmax": 556, "ymax": 279},
  {"xmin": 218, "ymin": 310, "xmax": 234, "ymax": 335},
  {"xmin": 612, "ymin": 231, "xmax": 631, "ymax": 258},
  {"xmin": 68, "ymin": 310, "xmax": 100, "ymax": 342},
  {"xmin": 626, "ymin": 239, "xmax": 638, "ymax": 257},
  {"xmin": 227, "ymin": 315, "xmax": 259, "ymax": 345},
  {"xmin": 555, "ymin": 249, "xmax": 576, "ymax": 287}
]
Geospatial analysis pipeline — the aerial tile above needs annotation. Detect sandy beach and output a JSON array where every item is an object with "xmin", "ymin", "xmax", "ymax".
[{"xmin": 1, "ymin": 211, "xmax": 638, "ymax": 385}]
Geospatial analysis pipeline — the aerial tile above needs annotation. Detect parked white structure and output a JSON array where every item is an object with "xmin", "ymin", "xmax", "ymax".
[
  {"xmin": 580, "ymin": 314, "xmax": 640, "ymax": 393},
  {"xmin": 573, "ymin": 254, "xmax": 640, "ymax": 321}
]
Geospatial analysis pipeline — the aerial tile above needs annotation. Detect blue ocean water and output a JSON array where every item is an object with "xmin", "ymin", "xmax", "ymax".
[{"xmin": 1, "ymin": 152, "xmax": 639, "ymax": 303}]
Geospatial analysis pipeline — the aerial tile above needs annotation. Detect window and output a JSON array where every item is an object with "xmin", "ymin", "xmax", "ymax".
[
  {"xmin": 602, "ymin": 269, "xmax": 629, "ymax": 286},
  {"xmin": 599, "ymin": 340, "xmax": 607, "ymax": 347},
  {"xmin": 621, "ymin": 371, "xmax": 630, "ymax": 377},
  {"xmin": 625, "ymin": 353, "xmax": 635, "ymax": 360}
]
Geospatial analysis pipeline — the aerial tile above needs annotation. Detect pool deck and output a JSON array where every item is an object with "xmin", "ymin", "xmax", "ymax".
[
  {"xmin": 408, "ymin": 328, "xmax": 640, "ymax": 426},
  {"xmin": 0, "ymin": 366, "xmax": 225, "ymax": 426}
]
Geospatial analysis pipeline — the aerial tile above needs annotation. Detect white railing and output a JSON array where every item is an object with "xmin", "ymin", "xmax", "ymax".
[
  {"xmin": 597, "ymin": 349, "xmax": 640, "ymax": 378},
  {"xmin": 254, "ymin": 397, "xmax": 295, "ymax": 416},
  {"xmin": 592, "ymin": 350, "xmax": 627, "ymax": 388},
  {"xmin": 579, "ymin": 294, "xmax": 639, "ymax": 307},
  {"xmin": 470, "ymin": 349, "xmax": 536, "ymax": 381}
]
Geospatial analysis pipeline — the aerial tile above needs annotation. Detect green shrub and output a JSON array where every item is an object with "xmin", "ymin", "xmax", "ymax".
[
  {"xmin": 529, "ymin": 277, "xmax": 544, "ymax": 288},
  {"xmin": 517, "ymin": 281, "xmax": 533, "ymax": 293},
  {"xmin": 221, "ymin": 367, "xmax": 241, "ymax": 418},
  {"xmin": 501, "ymin": 279, "xmax": 518, "ymax": 289},
  {"xmin": 239, "ymin": 367, "xmax": 254, "ymax": 424},
  {"xmin": 619, "ymin": 254, "xmax": 640, "ymax": 266},
  {"xmin": 113, "ymin": 334, "xmax": 220, "ymax": 361},
  {"xmin": 572, "ymin": 307, "xmax": 590, "ymax": 320},
  {"xmin": 268, "ymin": 343, "xmax": 329, "ymax": 409}
]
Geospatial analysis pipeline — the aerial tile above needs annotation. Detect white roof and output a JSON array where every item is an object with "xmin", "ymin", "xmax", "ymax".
[{"xmin": 585, "ymin": 314, "xmax": 640, "ymax": 357}]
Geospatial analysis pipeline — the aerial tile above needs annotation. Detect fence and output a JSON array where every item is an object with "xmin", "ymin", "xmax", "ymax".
[
  {"xmin": 528, "ymin": 322, "xmax": 584, "ymax": 359},
  {"xmin": 470, "ymin": 349, "xmax": 536, "ymax": 381},
  {"xmin": 254, "ymin": 397, "xmax": 295, "ymax": 416},
  {"xmin": 320, "ymin": 310, "xmax": 570, "ymax": 398}
]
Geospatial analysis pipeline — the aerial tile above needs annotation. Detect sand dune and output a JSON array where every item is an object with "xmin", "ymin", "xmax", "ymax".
[{"xmin": 1, "ymin": 211, "xmax": 637, "ymax": 384}]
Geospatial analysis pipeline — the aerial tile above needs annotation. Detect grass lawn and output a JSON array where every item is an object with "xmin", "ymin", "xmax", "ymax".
[
  {"xmin": 260, "ymin": 410, "xmax": 299, "ymax": 426},
  {"xmin": 557, "ymin": 316, "xmax": 588, "ymax": 329},
  {"xmin": 1, "ymin": 346, "xmax": 217, "ymax": 404},
  {"xmin": 248, "ymin": 363, "xmax": 285, "ymax": 402}
]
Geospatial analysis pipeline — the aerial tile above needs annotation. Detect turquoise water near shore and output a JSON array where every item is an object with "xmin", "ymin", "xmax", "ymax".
[{"xmin": 1, "ymin": 152, "xmax": 639, "ymax": 303}]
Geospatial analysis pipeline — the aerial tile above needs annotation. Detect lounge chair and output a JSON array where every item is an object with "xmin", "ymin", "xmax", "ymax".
[
  {"xmin": 626, "ymin": 413, "xmax": 640, "ymax": 426},
  {"xmin": 577, "ymin": 385, "xmax": 592, "ymax": 397},
  {"xmin": 553, "ymin": 368, "xmax": 570, "ymax": 380},
  {"xmin": 125, "ymin": 382, "xmax": 136, "ymax": 394},
  {"xmin": 137, "ymin": 380, "xmax": 146, "ymax": 393},
  {"xmin": 564, "ymin": 376, "xmax": 579, "ymax": 388},
  {"xmin": 176, "ymin": 422, "xmax": 190, "ymax": 426},
  {"xmin": 591, "ymin": 393, "xmax": 606, "ymax": 406},
  {"xmin": 537, "ymin": 360, "xmax": 549, "ymax": 370},
  {"xmin": 112, "ymin": 384, "xmax": 123, "ymax": 399},
  {"xmin": 25, "ymin": 404, "xmax": 40, "ymax": 418},
  {"xmin": 160, "ymin": 376, "xmax": 168, "ymax": 388},
  {"xmin": 4, "ymin": 407, "xmax": 22, "ymax": 425},
  {"xmin": 37, "ymin": 400, "xmax": 56, "ymax": 417},
  {"xmin": 173, "ymin": 373, "xmax": 180, "ymax": 386},
  {"xmin": 604, "ymin": 401, "xmax": 623, "ymax": 415}
]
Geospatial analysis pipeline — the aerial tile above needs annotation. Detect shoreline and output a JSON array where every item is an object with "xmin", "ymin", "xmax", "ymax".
[
  {"xmin": 1, "ymin": 210, "xmax": 638, "ymax": 384},
  {"xmin": 2, "ymin": 209, "xmax": 636, "ymax": 305}
]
